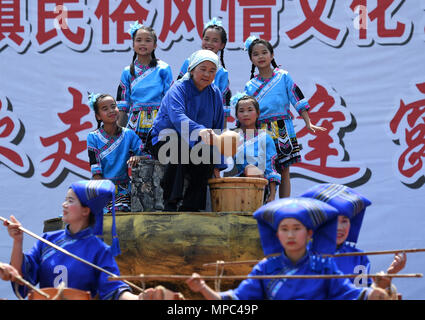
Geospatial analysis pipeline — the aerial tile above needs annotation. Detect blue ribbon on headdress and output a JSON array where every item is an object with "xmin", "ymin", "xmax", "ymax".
[
  {"xmin": 204, "ymin": 17, "xmax": 223, "ymax": 29},
  {"xmin": 70, "ymin": 180, "xmax": 121, "ymax": 257},
  {"xmin": 230, "ymin": 92, "xmax": 246, "ymax": 109},
  {"xmin": 253, "ymin": 197, "xmax": 339, "ymax": 256},
  {"xmin": 127, "ymin": 21, "xmax": 143, "ymax": 38},
  {"xmin": 244, "ymin": 35, "xmax": 258, "ymax": 51},
  {"xmin": 87, "ymin": 93, "xmax": 100, "ymax": 111},
  {"xmin": 300, "ymin": 183, "xmax": 371, "ymax": 245}
]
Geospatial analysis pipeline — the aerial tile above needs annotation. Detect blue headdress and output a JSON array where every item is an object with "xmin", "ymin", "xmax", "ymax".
[
  {"xmin": 253, "ymin": 197, "xmax": 339, "ymax": 256},
  {"xmin": 230, "ymin": 92, "xmax": 246, "ymax": 109},
  {"xmin": 244, "ymin": 35, "xmax": 258, "ymax": 51},
  {"xmin": 70, "ymin": 180, "xmax": 120, "ymax": 257},
  {"xmin": 300, "ymin": 183, "xmax": 371, "ymax": 245},
  {"xmin": 87, "ymin": 93, "xmax": 100, "ymax": 111},
  {"xmin": 204, "ymin": 17, "xmax": 223, "ymax": 29},
  {"xmin": 127, "ymin": 21, "xmax": 144, "ymax": 39}
]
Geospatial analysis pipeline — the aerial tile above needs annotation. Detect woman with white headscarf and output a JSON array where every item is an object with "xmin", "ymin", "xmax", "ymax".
[{"xmin": 146, "ymin": 50, "xmax": 226, "ymax": 212}]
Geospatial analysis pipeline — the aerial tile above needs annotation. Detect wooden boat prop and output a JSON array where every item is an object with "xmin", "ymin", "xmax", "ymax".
[{"xmin": 44, "ymin": 211, "xmax": 263, "ymax": 300}]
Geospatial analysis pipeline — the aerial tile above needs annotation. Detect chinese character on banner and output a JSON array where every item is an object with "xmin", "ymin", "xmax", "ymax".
[
  {"xmin": 217, "ymin": 0, "xmax": 281, "ymax": 49},
  {"xmin": 389, "ymin": 82, "xmax": 425, "ymax": 189},
  {"xmin": 29, "ymin": 0, "xmax": 91, "ymax": 52},
  {"xmin": 292, "ymin": 84, "xmax": 371, "ymax": 186},
  {"xmin": 282, "ymin": 0, "xmax": 347, "ymax": 48},
  {"xmin": 0, "ymin": 0, "xmax": 30, "ymax": 52},
  {"xmin": 39, "ymin": 87, "xmax": 91, "ymax": 188},
  {"xmin": 93, "ymin": 0, "xmax": 155, "ymax": 50},
  {"xmin": 156, "ymin": 0, "xmax": 206, "ymax": 49},
  {"xmin": 0, "ymin": 95, "xmax": 34, "ymax": 177},
  {"xmin": 349, "ymin": 0, "xmax": 412, "ymax": 46}
]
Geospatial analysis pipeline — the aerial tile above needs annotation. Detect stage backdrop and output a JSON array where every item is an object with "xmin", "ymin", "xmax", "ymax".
[{"xmin": 1, "ymin": 0, "xmax": 424, "ymax": 300}]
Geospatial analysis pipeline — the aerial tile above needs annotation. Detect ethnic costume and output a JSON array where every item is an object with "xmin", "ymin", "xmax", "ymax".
[
  {"xmin": 147, "ymin": 50, "xmax": 226, "ymax": 211},
  {"xmin": 13, "ymin": 180, "xmax": 128, "ymax": 300},
  {"xmin": 233, "ymin": 129, "xmax": 280, "ymax": 199},
  {"xmin": 244, "ymin": 68, "xmax": 309, "ymax": 171},
  {"xmin": 178, "ymin": 58, "xmax": 232, "ymax": 123},
  {"xmin": 117, "ymin": 59, "xmax": 173, "ymax": 144},
  {"xmin": 220, "ymin": 197, "xmax": 371, "ymax": 300},
  {"xmin": 301, "ymin": 183, "xmax": 373, "ymax": 287},
  {"xmin": 87, "ymin": 126, "xmax": 143, "ymax": 212}
]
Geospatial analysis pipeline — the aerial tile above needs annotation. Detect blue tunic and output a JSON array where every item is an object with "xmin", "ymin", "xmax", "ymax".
[
  {"xmin": 244, "ymin": 68, "xmax": 309, "ymax": 123},
  {"xmin": 87, "ymin": 127, "xmax": 143, "ymax": 185},
  {"xmin": 220, "ymin": 252, "xmax": 370, "ymax": 300},
  {"xmin": 233, "ymin": 130, "xmax": 280, "ymax": 184},
  {"xmin": 117, "ymin": 59, "xmax": 173, "ymax": 140},
  {"xmin": 87, "ymin": 127, "xmax": 143, "ymax": 211},
  {"xmin": 14, "ymin": 226, "xmax": 130, "ymax": 300},
  {"xmin": 335, "ymin": 243, "xmax": 372, "ymax": 287},
  {"xmin": 150, "ymin": 77, "xmax": 224, "ymax": 149}
]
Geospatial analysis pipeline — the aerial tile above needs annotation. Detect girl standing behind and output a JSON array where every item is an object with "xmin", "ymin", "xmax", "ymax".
[
  {"xmin": 177, "ymin": 18, "xmax": 232, "ymax": 124},
  {"xmin": 117, "ymin": 22, "xmax": 173, "ymax": 146},
  {"xmin": 231, "ymin": 93, "xmax": 280, "ymax": 203},
  {"xmin": 243, "ymin": 36, "xmax": 326, "ymax": 198},
  {"xmin": 87, "ymin": 93, "xmax": 143, "ymax": 212}
]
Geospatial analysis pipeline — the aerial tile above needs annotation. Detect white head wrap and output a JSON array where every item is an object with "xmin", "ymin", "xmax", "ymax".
[{"xmin": 181, "ymin": 49, "xmax": 219, "ymax": 80}]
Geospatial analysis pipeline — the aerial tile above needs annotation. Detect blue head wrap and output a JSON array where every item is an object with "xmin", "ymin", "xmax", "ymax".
[
  {"xmin": 204, "ymin": 17, "xmax": 223, "ymax": 29},
  {"xmin": 70, "ymin": 180, "xmax": 120, "ymax": 256},
  {"xmin": 300, "ymin": 183, "xmax": 371, "ymax": 245},
  {"xmin": 87, "ymin": 93, "xmax": 100, "ymax": 111},
  {"xmin": 244, "ymin": 35, "xmax": 258, "ymax": 51},
  {"xmin": 127, "ymin": 21, "xmax": 144, "ymax": 39},
  {"xmin": 253, "ymin": 197, "xmax": 339, "ymax": 256},
  {"xmin": 230, "ymin": 92, "xmax": 246, "ymax": 109}
]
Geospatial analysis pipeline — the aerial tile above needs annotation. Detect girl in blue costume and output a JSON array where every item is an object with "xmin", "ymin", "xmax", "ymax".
[
  {"xmin": 186, "ymin": 197, "xmax": 389, "ymax": 300},
  {"xmin": 243, "ymin": 36, "xmax": 326, "ymax": 198},
  {"xmin": 117, "ymin": 22, "xmax": 173, "ymax": 145},
  {"xmin": 231, "ymin": 93, "xmax": 280, "ymax": 203},
  {"xmin": 177, "ymin": 18, "xmax": 232, "ymax": 126},
  {"xmin": 87, "ymin": 93, "xmax": 143, "ymax": 212},
  {"xmin": 4, "ymin": 180, "xmax": 144, "ymax": 300},
  {"xmin": 146, "ymin": 49, "xmax": 226, "ymax": 212},
  {"xmin": 301, "ymin": 183, "xmax": 406, "ymax": 298}
]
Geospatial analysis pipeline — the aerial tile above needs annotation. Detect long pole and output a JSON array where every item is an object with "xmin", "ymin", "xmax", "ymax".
[
  {"xmin": 109, "ymin": 273, "xmax": 423, "ymax": 282},
  {"xmin": 0, "ymin": 216, "xmax": 144, "ymax": 293}
]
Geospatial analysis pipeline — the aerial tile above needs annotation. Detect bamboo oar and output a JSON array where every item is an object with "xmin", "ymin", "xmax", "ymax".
[
  {"xmin": 203, "ymin": 248, "xmax": 423, "ymax": 268},
  {"xmin": 109, "ymin": 273, "xmax": 423, "ymax": 282},
  {"xmin": 0, "ymin": 264, "xmax": 50, "ymax": 298},
  {"xmin": 0, "ymin": 216, "xmax": 144, "ymax": 293}
]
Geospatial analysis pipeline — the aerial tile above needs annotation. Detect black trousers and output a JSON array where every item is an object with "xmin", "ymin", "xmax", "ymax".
[{"xmin": 146, "ymin": 131, "xmax": 215, "ymax": 211}]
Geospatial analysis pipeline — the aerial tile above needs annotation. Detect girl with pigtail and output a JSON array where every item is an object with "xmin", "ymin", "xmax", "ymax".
[
  {"xmin": 116, "ymin": 22, "xmax": 173, "ymax": 147},
  {"xmin": 86, "ymin": 93, "xmax": 143, "ymax": 212},
  {"xmin": 243, "ymin": 36, "xmax": 326, "ymax": 199},
  {"xmin": 177, "ymin": 18, "xmax": 233, "ymax": 125}
]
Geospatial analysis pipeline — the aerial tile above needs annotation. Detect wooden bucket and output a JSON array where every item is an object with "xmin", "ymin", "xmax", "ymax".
[{"xmin": 208, "ymin": 177, "xmax": 268, "ymax": 212}]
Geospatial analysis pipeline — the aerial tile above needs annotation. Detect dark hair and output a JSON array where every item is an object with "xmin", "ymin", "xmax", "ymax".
[
  {"xmin": 92, "ymin": 94, "xmax": 115, "ymax": 129},
  {"xmin": 203, "ymin": 25, "xmax": 228, "ymax": 69},
  {"xmin": 130, "ymin": 26, "xmax": 158, "ymax": 77},
  {"xmin": 235, "ymin": 95, "xmax": 260, "ymax": 128},
  {"xmin": 247, "ymin": 38, "xmax": 278, "ymax": 79}
]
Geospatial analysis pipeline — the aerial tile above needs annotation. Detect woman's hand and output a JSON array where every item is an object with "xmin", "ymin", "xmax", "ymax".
[
  {"xmin": 4, "ymin": 215, "xmax": 23, "ymax": 242},
  {"xmin": 0, "ymin": 263, "xmax": 21, "ymax": 282},
  {"xmin": 199, "ymin": 129, "xmax": 217, "ymax": 145},
  {"xmin": 186, "ymin": 273, "xmax": 206, "ymax": 293}
]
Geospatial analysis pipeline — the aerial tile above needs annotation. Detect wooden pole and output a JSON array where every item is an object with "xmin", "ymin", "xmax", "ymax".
[
  {"xmin": 0, "ymin": 216, "xmax": 144, "ymax": 293},
  {"xmin": 109, "ymin": 273, "xmax": 423, "ymax": 282}
]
